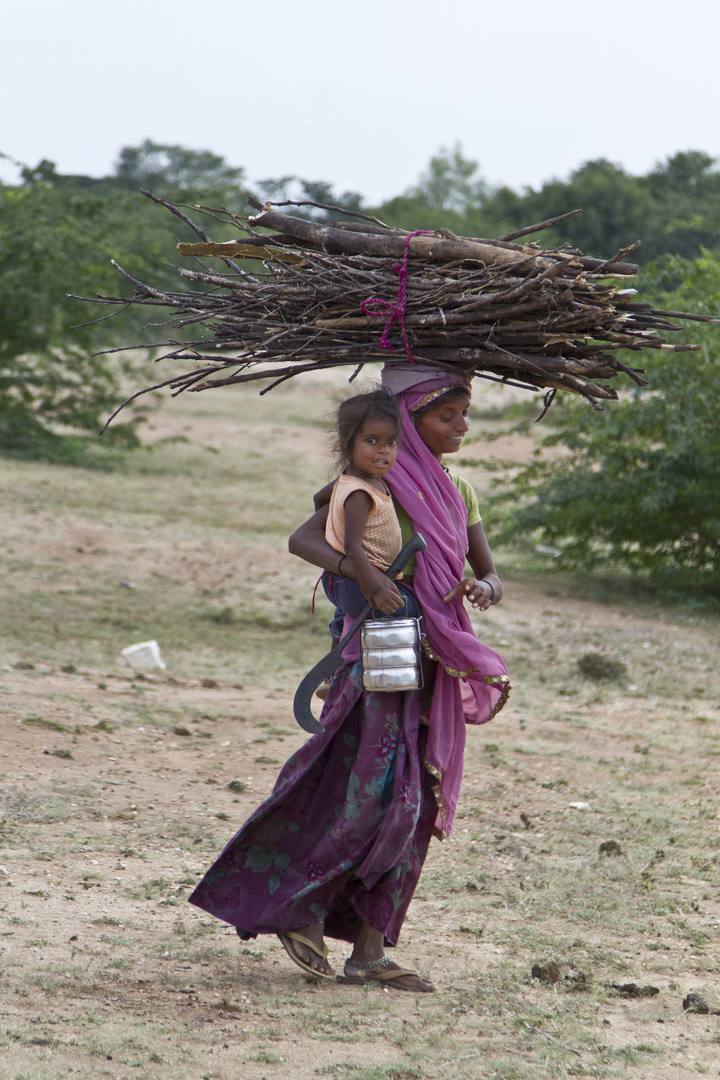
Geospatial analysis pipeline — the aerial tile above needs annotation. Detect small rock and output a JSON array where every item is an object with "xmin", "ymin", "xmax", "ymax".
[
  {"xmin": 610, "ymin": 982, "xmax": 660, "ymax": 998},
  {"xmin": 532, "ymin": 962, "xmax": 561, "ymax": 984},
  {"xmin": 577, "ymin": 652, "xmax": 628, "ymax": 682},
  {"xmin": 119, "ymin": 581, "xmax": 137, "ymax": 589},
  {"xmin": 599, "ymin": 840, "xmax": 624, "ymax": 857},
  {"xmin": 683, "ymin": 993, "xmax": 710, "ymax": 1014},
  {"xmin": 565, "ymin": 971, "xmax": 592, "ymax": 991},
  {"xmin": 218, "ymin": 999, "xmax": 243, "ymax": 1014},
  {"xmin": 173, "ymin": 726, "xmax": 192, "ymax": 737}
]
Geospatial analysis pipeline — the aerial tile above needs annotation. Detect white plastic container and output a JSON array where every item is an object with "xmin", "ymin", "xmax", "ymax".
[{"xmin": 119, "ymin": 640, "xmax": 166, "ymax": 671}]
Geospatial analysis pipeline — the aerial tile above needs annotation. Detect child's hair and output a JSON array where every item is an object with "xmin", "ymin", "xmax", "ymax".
[{"xmin": 332, "ymin": 387, "xmax": 402, "ymax": 471}]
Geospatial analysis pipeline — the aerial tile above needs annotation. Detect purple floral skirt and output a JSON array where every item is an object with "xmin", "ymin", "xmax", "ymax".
[{"xmin": 188, "ymin": 661, "xmax": 437, "ymax": 947}]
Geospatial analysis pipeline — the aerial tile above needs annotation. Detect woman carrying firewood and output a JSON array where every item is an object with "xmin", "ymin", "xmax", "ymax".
[{"xmin": 189, "ymin": 364, "xmax": 509, "ymax": 992}]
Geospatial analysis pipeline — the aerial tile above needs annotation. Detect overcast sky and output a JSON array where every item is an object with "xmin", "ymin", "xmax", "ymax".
[{"xmin": 3, "ymin": 0, "xmax": 719, "ymax": 201}]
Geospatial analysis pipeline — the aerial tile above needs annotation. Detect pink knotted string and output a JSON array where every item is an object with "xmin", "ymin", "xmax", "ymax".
[{"xmin": 361, "ymin": 230, "xmax": 433, "ymax": 363}]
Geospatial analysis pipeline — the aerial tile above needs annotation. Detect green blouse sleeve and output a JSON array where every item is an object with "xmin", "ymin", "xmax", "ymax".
[
  {"xmin": 449, "ymin": 473, "xmax": 482, "ymax": 527},
  {"xmin": 392, "ymin": 474, "xmax": 481, "ymax": 578}
]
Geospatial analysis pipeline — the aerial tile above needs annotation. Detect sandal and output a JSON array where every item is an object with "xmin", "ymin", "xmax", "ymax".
[
  {"xmin": 336, "ymin": 954, "xmax": 434, "ymax": 993},
  {"xmin": 278, "ymin": 931, "xmax": 335, "ymax": 980}
]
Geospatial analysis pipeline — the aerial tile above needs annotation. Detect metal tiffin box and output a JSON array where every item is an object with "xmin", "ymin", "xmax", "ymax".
[{"xmin": 360, "ymin": 617, "xmax": 422, "ymax": 692}]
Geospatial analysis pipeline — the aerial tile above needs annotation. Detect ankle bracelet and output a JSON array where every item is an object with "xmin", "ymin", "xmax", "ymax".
[{"xmin": 345, "ymin": 954, "xmax": 392, "ymax": 973}]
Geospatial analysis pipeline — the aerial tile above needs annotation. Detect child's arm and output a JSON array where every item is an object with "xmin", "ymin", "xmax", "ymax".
[
  {"xmin": 313, "ymin": 480, "xmax": 336, "ymax": 512},
  {"xmin": 443, "ymin": 522, "xmax": 503, "ymax": 611},
  {"xmin": 343, "ymin": 490, "xmax": 404, "ymax": 615}
]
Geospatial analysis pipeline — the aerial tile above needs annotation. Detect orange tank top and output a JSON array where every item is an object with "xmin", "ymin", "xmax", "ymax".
[{"xmin": 325, "ymin": 473, "xmax": 402, "ymax": 571}]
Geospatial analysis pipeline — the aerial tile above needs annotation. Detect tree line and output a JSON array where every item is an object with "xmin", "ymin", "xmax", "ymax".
[{"xmin": 1, "ymin": 141, "xmax": 718, "ymax": 588}]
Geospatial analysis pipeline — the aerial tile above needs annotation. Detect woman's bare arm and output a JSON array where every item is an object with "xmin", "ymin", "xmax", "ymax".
[
  {"xmin": 443, "ymin": 522, "xmax": 503, "ymax": 610},
  {"xmin": 289, "ymin": 502, "xmax": 403, "ymax": 612},
  {"xmin": 288, "ymin": 505, "xmax": 353, "ymax": 576},
  {"xmin": 466, "ymin": 523, "xmax": 503, "ymax": 602},
  {"xmin": 313, "ymin": 480, "xmax": 336, "ymax": 512}
]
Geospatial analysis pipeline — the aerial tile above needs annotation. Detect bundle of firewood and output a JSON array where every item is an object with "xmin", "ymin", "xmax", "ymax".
[{"xmin": 85, "ymin": 191, "xmax": 713, "ymax": 423}]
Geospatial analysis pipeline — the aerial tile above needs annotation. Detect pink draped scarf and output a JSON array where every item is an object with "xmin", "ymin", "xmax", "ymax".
[{"xmin": 382, "ymin": 366, "xmax": 510, "ymax": 836}]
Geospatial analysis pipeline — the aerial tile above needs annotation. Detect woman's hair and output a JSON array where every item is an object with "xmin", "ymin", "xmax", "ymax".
[
  {"xmin": 332, "ymin": 387, "xmax": 401, "ymax": 470},
  {"xmin": 409, "ymin": 385, "xmax": 471, "ymax": 422}
]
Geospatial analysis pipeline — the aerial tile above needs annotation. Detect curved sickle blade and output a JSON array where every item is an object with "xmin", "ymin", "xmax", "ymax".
[{"xmin": 293, "ymin": 533, "xmax": 427, "ymax": 734}]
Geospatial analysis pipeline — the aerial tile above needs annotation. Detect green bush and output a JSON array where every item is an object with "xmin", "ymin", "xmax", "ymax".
[{"xmin": 489, "ymin": 253, "xmax": 720, "ymax": 592}]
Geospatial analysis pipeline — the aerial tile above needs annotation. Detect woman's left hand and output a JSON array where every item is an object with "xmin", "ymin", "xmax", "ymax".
[{"xmin": 443, "ymin": 577, "xmax": 493, "ymax": 611}]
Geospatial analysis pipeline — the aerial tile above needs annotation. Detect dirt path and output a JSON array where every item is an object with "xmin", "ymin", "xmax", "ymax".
[{"xmin": 2, "ymin": 581, "xmax": 720, "ymax": 1079}]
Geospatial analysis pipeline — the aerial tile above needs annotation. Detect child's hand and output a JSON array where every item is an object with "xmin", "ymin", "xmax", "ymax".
[
  {"xmin": 443, "ymin": 577, "xmax": 493, "ymax": 611},
  {"xmin": 371, "ymin": 582, "xmax": 405, "ymax": 615},
  {"xmin": 362, "ymin": 568, "xmax": 404, "ymax": 614}
]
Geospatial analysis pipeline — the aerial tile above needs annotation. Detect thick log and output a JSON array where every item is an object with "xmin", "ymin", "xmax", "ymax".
[
  {"xmin": 248, "ymin": 210, "xmax": 565, "ymax": 271},
  {"xmin": 182, "ymin": 208, "xmax": 639, "ymax": 276}
]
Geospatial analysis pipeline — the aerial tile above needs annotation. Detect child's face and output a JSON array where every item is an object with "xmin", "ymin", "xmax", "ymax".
[{"xmin": 350, "ymin": 418, "xmax": 398, "ymax": 479}]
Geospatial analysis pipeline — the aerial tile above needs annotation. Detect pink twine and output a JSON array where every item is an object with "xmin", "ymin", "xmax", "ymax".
[{"xmin": 361, "ymin": 230, "xmax": 433, "ymax": 363}]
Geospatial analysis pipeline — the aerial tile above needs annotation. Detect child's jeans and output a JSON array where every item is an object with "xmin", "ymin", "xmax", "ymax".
[{"xmin": 321, "ymin": 570, "xmax": 422, "ymax": 640}]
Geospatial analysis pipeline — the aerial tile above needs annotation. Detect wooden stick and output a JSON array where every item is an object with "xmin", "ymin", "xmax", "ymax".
[
  {"xmin": 496, "ymin": 209, "xmax": 583, "ymax": 241},
  {"xmin": 177, "ymin": 241, "xmax": 304, "ymax": 265}
]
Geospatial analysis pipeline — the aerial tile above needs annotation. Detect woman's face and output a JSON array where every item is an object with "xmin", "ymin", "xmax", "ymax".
[{"xmin": 413, "ymin": 392, "xmax": 471, "ymax": 461}]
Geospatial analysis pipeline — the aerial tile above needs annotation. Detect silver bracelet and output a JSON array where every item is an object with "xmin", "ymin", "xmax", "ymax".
[
  {"xmin": 337, "ymin": 554, "xmax": 347, "ymax": 576},
  {"xmin": 480, "ymin": 579, "xmax": 495, "ymax": 601}
]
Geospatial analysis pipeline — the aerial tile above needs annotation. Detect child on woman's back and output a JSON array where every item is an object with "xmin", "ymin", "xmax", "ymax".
[{"xmin": 322, "ymin": 388, "xmax": 412, "ymax": 620}]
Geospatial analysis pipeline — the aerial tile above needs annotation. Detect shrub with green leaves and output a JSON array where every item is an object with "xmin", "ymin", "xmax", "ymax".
[
  {"xmin": 0, "ymin": 174, "xmax": 152, "ymax": 459},
  {"xmin": 489, "ymin": 253, "xmax": 720, "ymax": 592}
]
